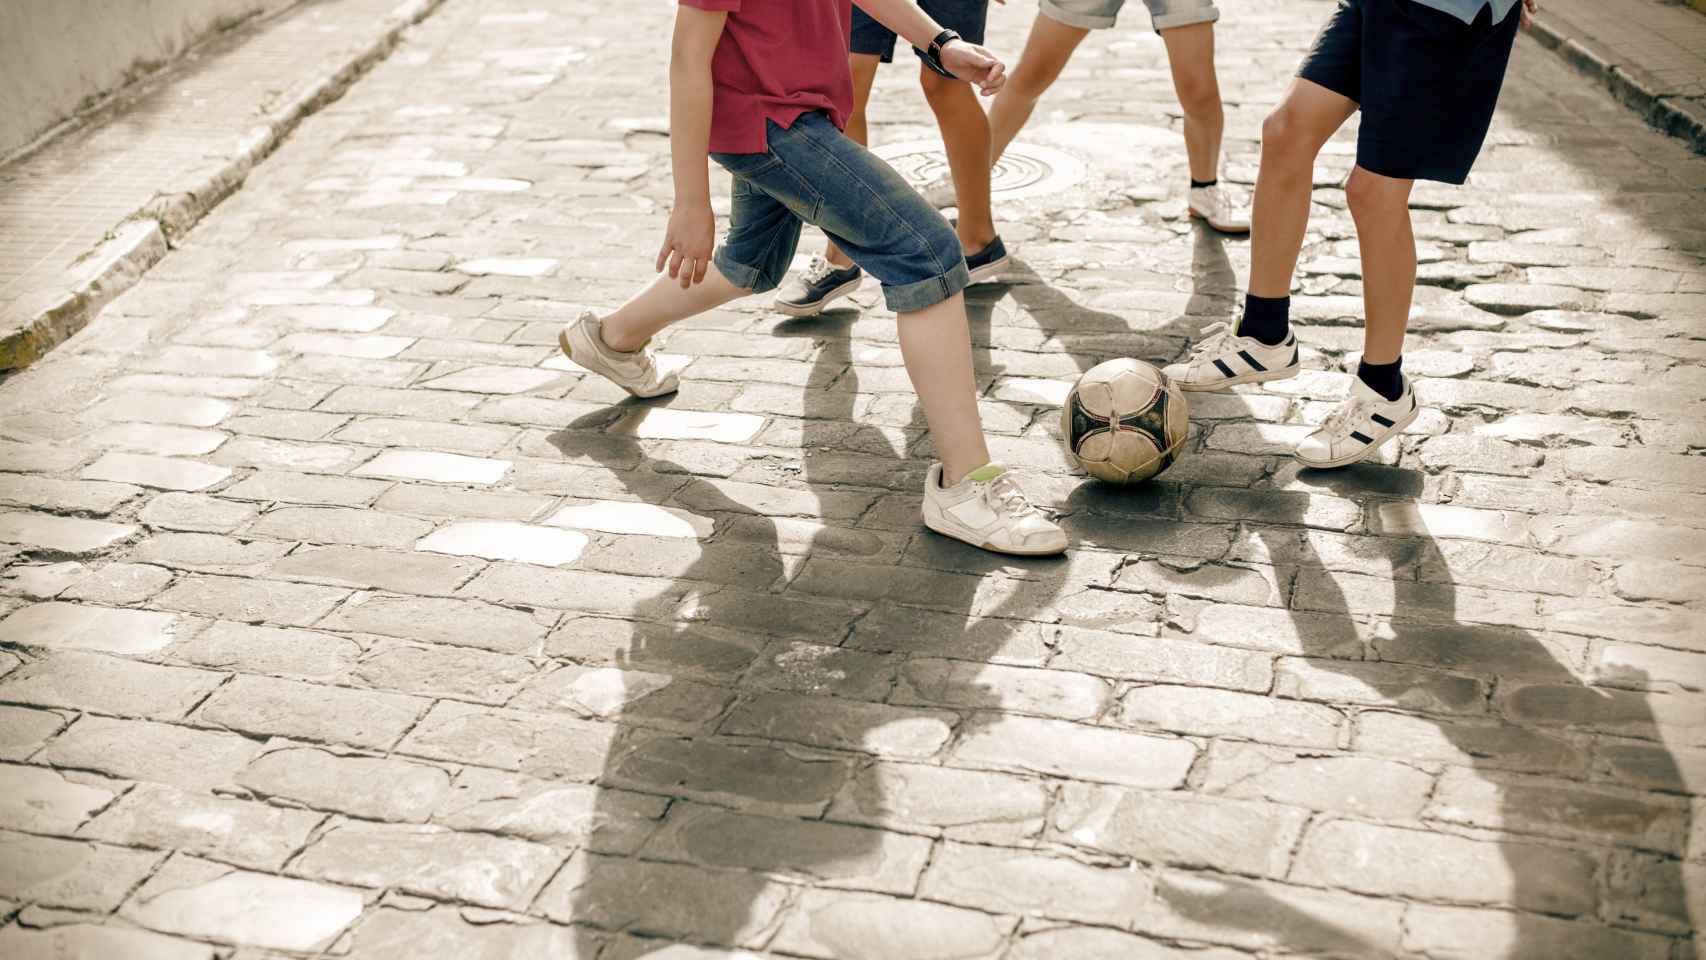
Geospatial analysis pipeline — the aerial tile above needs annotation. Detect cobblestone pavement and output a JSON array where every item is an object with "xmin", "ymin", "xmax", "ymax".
[{"xmin": 1, "ymin": 0, "xmax": 1704, "ymax": 957}]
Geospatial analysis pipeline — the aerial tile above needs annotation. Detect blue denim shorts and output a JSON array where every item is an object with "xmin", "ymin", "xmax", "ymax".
[
  {"xmin": 711, "ymin": 112, "xmax": 970, "ymax": 313},
  {"xmin": 851, "ymin": 0, "xmax": 988, "ymax": 63}
]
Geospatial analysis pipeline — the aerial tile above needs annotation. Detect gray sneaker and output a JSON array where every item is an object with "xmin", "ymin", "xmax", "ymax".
[
  {"xmin": 774, "ymin": 255, "xmax": 863, "ymax": 317},
  {"xmin": 559, "ymin": 311, "xmax": 679, "ymax": 398}
]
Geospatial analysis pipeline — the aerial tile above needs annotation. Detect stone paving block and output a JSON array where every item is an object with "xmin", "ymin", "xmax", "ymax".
[
  {"xmin": 353, "ymin": 449, "xmax": 510, "ymax": 484},
  {"xmin": 919, "ymin": 841, "xmax": 1150, "ymax": 927},
  {"xmin": 0, "ymin": 830, "xmax": 161, "ymax": 911},
  {"xmin": 0, "ymin": 602, "xmax": 179, "ymax": 654},
  {"xmin": 333, "ymin": 416, "xmax": 514, "ymax": 454},
  {"xmin": 0, "ymin": 763, "xmax": 117, "ymax": 834},
  {"xmin": 435, "ymin": 767, "xmax": 665, "ymax": 852},
  {"xmin": 169, "ymin": 621, "xmax": 359, "ymax": 682},
  {"xmin": 1007, "ymin": 926, "xmax": 1249, "ymax": 960},
  {"xmin": 1352, "ymin": 709, "xmax": 1589, "ymax": 776},
  {"xmin": 1291, "ymin": 819, "xmax": 1597, "ymax": 914},
  {"xmin": 236, "ymin": 746, "xmax": 447, "ymax": 829},
  {"xmin": 293, "ymin": 821, "xmax": 561, "ymax": 910},
  {"xmin": 740, "ymin": 640, "xmax": 897, "ymax": 701},
  {"xmin": 224, "ymin": 410, "xmax": 350, "ymax": 442},
  {"xmin": 1119, "ymin": 684, "xmax": 1344, "ymax": 748},
  {"xmin": 123, "ymin": 856, "xmax": 362, "ymax": 951},
  {"xmin": 1498, "ymin": 682, "xmax": 1706, "ymax": 740},
  {"xmin": 0, "ymin": 441, "xmax": 90, "ymax": 474},
  {"xmin": 322, "ymin": 592, "xmax": 548, "ymax": 653},
  {"xmin": 399, "ymin": 700, "xmax": 615, "ymax": 780},
  {"xmin": 317, "ymin": 384, "xmax": 479, "ymax": 419},
  {"xmin": 139, "ymin": 492, "xmax": 259, "ymax": 533},
  {"xmin": 0, "ymin": 705, "xmax": 66, "ymax": 760},
  {"xmin": 1273, "ymin": 657, "xmax": 1489, "ymax": 715},
  {"xmin": 59, "ymin": 562, "xmax": 175, "ymax": 605},
  {"xmin": 827, "ymin": 760, "xmax": 1047, "ymax": 844},
  {"xmin": 463, "ymin": 564, "xmax": 684, "ymax": 619},
  {"xmin": 546, "ymin": 498, "xmax": 714, "ymax": 538},
  {"xmin": 375, "ymin": 482, "xmax": 551, "ymax": 520},
  {"xmin": 1053, "ymin": 628, "xmax": 1273, "ymax": 691},
  {"xmin": 199, "ymin": 674, "xmax": 425, "ymax": 749},
  {"xmin": 949, "ymin": 714, "xmax": 1196, "ymax": 788},
  {"xmin": 0, "ymin": 924, "xmax": 217, "ymax": 960},
  {"xmin": 1594, "ymin": 641, "xmax": 1706, "ymax": 693},
  {"xmin": 224, "ymin": 470, "xmax": 391, "ymax": 507},
  {"xmin": 90, "ymin": 393, "xmax": 231, "ymax": 427},
  {"xmin": 1427, "ymin": 766, "xmax": 1688, "ymax": 854},
  {"xmin": 416, "ymin": 520, "xmax": 588, "ymax": 566},
  {"xmin": 769, "ymin": 888, "xmax": 1014, "ymax": 960},
  {"xmin": 249, "ymin": 505, "xmax": 434, "ymax": 547},
  {"xmin": 896, "ymin": 659, "xmax": 1112, "ymax": 721},
  {"xmin": 352, "ymin": 640, "xmax": 533, "ymax": 703},
  {"xmin": 1198, "ymin": 741, "xmax": 1435, "ymax": 820},
  {"xmin": 846, "ymin": 604, "xmax": 1053, "ymax": 665},
  {"xmin": 269, "ymin": 543, "xmax": 479, "ymax": 594},
  {"xmin": 80, "ymin": 453, "xmax": 231, "ymax": 492},
  {"xmin": 0, "ymin": 475, "xmax": 144, "ymax": 514},
  {"xmin": 603, "ymin": 735, "xmax": 853, "ymax": 818},
  {"xmin": 536, "ymin": 852, "xmax": 790, "ymax": 948},
  {"xmin": 156, "ymin": 574, "xmax": 349, "ymax": 626},
  {"xmin": 0, "ymin": 652, "xmax": 224, "ymax": 719},
  {"xmin": 80, "ymin": 782, "xmax": 322, "ymax": 870},
  {"xmin": 642, "ymin": 802, "xmax": 932, "ymax": 895},
  {"xmin": 133, "ymin": 532, "xmax": 294, "ymax": 574},
  {"xmin": 1602, "ymin": 849, "xmax": 1698, "ymax": 934},
  {"xmin": 1400, "ymin": 903, "xmax": 1672, "ymax": 960},
  {"xmin": 210, "ymin": 436, "xmax": 361, "ymax": 473},
  {"xmin": 512, "ymin": 665, "xmax": 731, "ymax": 733},
  {"xmin": 0, "ymin": 512, "xmax": 136, "ymax": 556},
  {"xmin": 1051, "ymin": 782, "xmax": 1308, "ymax": 879},
  {"xmin": 1140, "ymin": 869, "xmax": 1407, "ymax": 956},
  {"xmin": 721, "ymin": 691, "xmax": 956, "ymax": 759},
  {"xmin": 341, "ymin": 907, "xmax": 597, "ymax": 960},
  {"xmin": 1175, "ymin": 602, "xmax": 1370, "ymax": 658}
]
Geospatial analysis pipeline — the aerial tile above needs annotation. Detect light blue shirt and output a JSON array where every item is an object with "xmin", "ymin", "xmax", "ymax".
[{"xmin": 1409, "ymin": 0, "xmax": 1519, "ymax": 26}]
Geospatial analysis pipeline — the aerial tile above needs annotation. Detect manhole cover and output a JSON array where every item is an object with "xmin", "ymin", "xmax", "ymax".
[{"xmin": 873, "ymin": 139, "xmax": 1088, "ymax": 201}]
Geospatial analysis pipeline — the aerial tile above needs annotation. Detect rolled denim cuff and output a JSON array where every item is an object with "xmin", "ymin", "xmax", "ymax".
[
  {"xmin": 1151, "ymin": 4, "xmax": 1219, "ymax": 32},
  {"xmin": 712, "ymin": 246, "xmax": 776, "ymax": 293},
  {"xmin": 881, "ymin": 259, "xmax": 971, "ymax": 312},
  {"xmin": 1039, "ymin": 0, "xmax": 1118, "ymax": 29}
]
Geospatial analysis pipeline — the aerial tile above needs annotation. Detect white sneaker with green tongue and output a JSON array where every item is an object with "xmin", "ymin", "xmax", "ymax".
[{"xmin": 922, "ymin": 462, "xmax": 1068, "ymax": 556}]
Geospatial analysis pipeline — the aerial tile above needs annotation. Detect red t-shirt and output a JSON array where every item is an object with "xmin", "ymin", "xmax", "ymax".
[{"xmin": 678, "ymin": 0, "xmax": 855, "ymax": 154}]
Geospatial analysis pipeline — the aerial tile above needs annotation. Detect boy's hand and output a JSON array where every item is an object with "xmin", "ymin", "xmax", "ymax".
[
  {"xmin": 657, "ymin": 200, "xmax": 715, "ymax": 288},
  {"xmin": 1520, "ymin": 0, "xmax": 1537, "ymax": 27},
  {"xmin": 941, "ymin": 40, "xmax": 1007, "ymax": 96}
]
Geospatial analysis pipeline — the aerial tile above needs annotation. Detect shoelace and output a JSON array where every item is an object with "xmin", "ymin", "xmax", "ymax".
[
  {"xmin": 1322, "ymin": 398, "xmax": 1365, "ymax": 438},
  {"xmin": 984, "ymin": 473, "xmax": 1041, "ymax": 519},
  {"xmin": 802, "ymin": 256, "xmax": 836, "ymax": 285},
  {"xmin": 1188, "ymin": 320, "xmax": 1236, "ymax": 359}
]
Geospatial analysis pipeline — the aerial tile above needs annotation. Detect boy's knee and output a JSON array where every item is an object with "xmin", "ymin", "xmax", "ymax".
[
  {"xmin": 1345, "ymin": 167, "xmax": 1409, "ymax": 219},
  {"xmin": 919, "ymin": 67, "xmax": 958, "ymax": 100},
  {"xmin": 1260, "ymin": 107, "xmax": 1305, "ymax": 159},
  {"xmin": 1173, "ymin": 72, "xmax": 1220, "ymax": 118}
]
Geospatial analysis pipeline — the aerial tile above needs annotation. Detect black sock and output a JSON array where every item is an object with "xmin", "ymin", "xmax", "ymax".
[
  {"xmin": 1357, "ymin": 357, "xmax": 1405, "ymax": 403},
  {"xmin": 1238, "ymin": 293, "xmax": 1290, "ymax": 347},
  {"xmin": 1190, "ymin": 178, "xmax": 1218, "ymax": 189}
]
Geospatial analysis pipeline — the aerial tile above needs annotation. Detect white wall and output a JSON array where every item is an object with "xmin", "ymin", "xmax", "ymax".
[{"xmin": 0, "ymin": 0, "xmax": 295, "ymax": 158}]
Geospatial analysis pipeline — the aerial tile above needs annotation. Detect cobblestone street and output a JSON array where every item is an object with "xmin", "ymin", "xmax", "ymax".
[{"xmin": 2, "ymin": 0, "xmax": 1704, "ymax": 956}]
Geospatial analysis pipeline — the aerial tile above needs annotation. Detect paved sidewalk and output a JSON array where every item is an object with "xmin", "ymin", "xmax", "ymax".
[
  {"xmin": 1534, "ymin": 0, "xmax": 1706, "ymax": 151},
  {"xmin": 0, "ymin": 0, "xmax": 1703, "ymax": 957}
]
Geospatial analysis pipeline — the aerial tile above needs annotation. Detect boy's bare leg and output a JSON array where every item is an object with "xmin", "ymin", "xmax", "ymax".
[
  {"xmin": 599, "ymin": 269, "xmax": 747, "ymax": 352},
  {"xmin": 898, "ymin": 292, "xmax": 991, "ymax": 483},
  {"xmin": 988, "ymin": 14, "xmax": 1089, "ymax": 164},
  {"xmin": 1344, "ymin": 165, "xmax": 1415, "ymax": 364},
  {"xmin": 1158, "ymin": 23, "xmax": 1224, "ymax": 184},
  {"xmin": 825, "ymin": 54, "xmax": 885, "ymax": 269},
  {"xmin": 920, "ymin": 68, "xmax": 997, "ymax": 253},
  {"xmin": 1248, "ymin": 78, "xmax": 1359, "ymax": 297}
]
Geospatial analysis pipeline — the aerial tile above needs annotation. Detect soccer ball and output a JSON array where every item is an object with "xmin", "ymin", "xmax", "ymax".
[{"xmin": 1061, "ymin": 358, "xmax": 1189, "ymax": 484}]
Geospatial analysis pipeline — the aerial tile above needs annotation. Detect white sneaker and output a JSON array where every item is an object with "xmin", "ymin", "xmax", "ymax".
[
  {"xmin": 922, "ymin": 463, "xmax": 1068, "ymax": 556},
  {"xmin": 1188, "ymin": 184, "xmax": 1251, "ymax": 234},
  {"xmin": 920, "ymin": 174, "xmax": 957, "ymax": 210},
  {"xmin": 559, "ymin": 311, "xmax": 679, "ymax": 399},
  {"xmin": 1162, "ymin": 320, "xmax": 1301, "ymax": 392},
  {"xmin": 1295, "ymin": 376, "xmax": 1419, "ymax": 469}
]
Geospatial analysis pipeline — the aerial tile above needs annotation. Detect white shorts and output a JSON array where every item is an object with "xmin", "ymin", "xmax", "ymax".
[{"xmin": 1041, "ymin": 0, "xmax": 1220, "ymax": 31}]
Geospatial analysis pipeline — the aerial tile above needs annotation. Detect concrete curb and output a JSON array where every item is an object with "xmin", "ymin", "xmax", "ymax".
[
  {"xmin": 0, "ymin": 0, "xmax": 446, "ymax": 371},
  {"xmin": 1526, "ymin": 14, "xmax": 1706, "ymax": 156}
]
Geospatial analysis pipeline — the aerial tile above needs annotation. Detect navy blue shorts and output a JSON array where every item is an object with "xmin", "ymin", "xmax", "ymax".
[
  {"xmin": 711, "ymin": 113, "xmax": 970, "ymax": 312},
  {"xmin": 850, "ymin": 0, "xmax": 989, "ymax": 63},
  {"xmin": 1298, "ymin": 0, "xmax": 1521, "ymax": 184}
]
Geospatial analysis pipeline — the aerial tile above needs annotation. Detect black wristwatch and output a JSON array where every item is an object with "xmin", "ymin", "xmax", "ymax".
[{"xmin": 918, "ymin": 29, "xmax": 960, "ymax": 79}]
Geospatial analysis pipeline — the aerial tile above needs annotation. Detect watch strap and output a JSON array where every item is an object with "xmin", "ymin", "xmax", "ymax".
[{"xmin": 918, "ymin": 29, "xmax": 960, "ymax": 79}]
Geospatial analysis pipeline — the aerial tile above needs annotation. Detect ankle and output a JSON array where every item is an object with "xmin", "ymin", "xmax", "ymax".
[
  {"xmin": 598, "ymin": 320, "xmax": 645, "ymax": 354},
  {"xmin": 1239, "ymin": 293, "xmax": 1291, "ymax": 347},
  {"xmin": 1190, "ymin": 177, "xmax": 1219, "ymax": 190},
  {"xmin": 1356, "ymin": 356, "xmax": 1405, "ymax": 402},
  {"xmin": 957, "ymin": 227, "xmax": 997, "ymax": 253}
]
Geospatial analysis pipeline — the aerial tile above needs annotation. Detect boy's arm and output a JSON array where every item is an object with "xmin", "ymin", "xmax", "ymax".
[
  {"xmin": 851, "ymin": 0, "xmax": 1007, "ymax": 94},
  {"xmin": 660, "ymin": 4, "xmax": 727, "ymax": 287}
]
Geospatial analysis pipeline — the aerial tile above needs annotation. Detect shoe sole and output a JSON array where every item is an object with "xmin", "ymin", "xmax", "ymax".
[
  {"xmin": 1189, "ymin": 208, "xmax": 1252, "ymax": 235},
  {"xmin": 1293, "ymin": 404, "xmax": 1420, "ymax": 470},
  {"xmin": 921, "ymin": 504, "xmax": 1068, "ymax": 557},
  {"xmin": 558, "ymin": 325, "xmax": 677, "ymax": 399},
  {"xmin": 968, "ymin": 253, "xmax": 1012, "ymax": 286},
  {"xmin": 1175, "ymin": 364, "xmax": 1301, "ymax": 393},
  {"xmin": 772, "ymin": 276, "xmax": 863, "ymax": 318}
]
